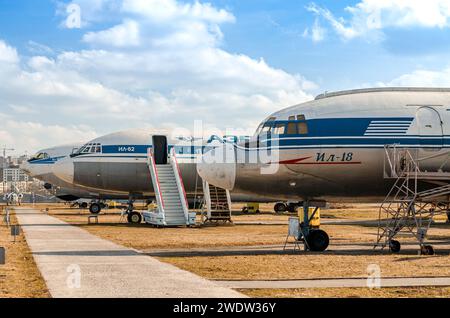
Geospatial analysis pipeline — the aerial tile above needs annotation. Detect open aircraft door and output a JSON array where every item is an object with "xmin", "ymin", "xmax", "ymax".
[{"xmin": 152, "ymin": 135, "xmax": 168, "ymax": 165}]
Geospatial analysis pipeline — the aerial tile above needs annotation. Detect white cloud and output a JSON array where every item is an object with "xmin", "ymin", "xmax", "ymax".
[
  {"xmin": 307, "ymin": 0, "xmax": 450, "ymax": 41},
  {"xmin": 380, "ymin": 67, "xmax": 450, "ymax": 87},
  {"xmin": 0, "ymin": 40, "xmax": 19, "ymax": 63},
  {"xmin": 121, "ymin": 0, "xmax": 235, "ymax": 24},
  {"xmin": 83, "ymin": 19, "xmax": 140, "ymax": 47},
  {"xmin": 0, "ymin": 0, "xmax": 316, "ymax": 154},
  {"xmin": 0, "ymin": 120, "xmax": 97, "ymax": 154},
  {"xmin": 311, "ymin": 18, "xmax": 325, "ymax": 42}
]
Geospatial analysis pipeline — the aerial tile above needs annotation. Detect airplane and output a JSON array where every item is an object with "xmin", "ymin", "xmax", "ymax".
[
  {"xmin": 52, "ymin": 128, "xmax": 277, "ymax": 223},
  {"xmin": 197, "ymin": 87, "xmax": 450, "ymax": 252},
  {"xmin": 20, "ymin": 143, "xmax": 130, "ymax": 213}
]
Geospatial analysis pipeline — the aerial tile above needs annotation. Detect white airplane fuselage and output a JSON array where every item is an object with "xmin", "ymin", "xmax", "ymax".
[{"xmin": 197, "ymin": 88, "xmax": 450, "ymax": 202}]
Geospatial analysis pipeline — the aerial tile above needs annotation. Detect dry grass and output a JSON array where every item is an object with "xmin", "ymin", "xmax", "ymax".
[
  {"xmin": 45, "ymin": 204, "xmax": 450, "ymax": 283},
  {"xmin": 241, "ymin": 287, "xmax": 450, "ymax": 298},
  {"xmin": 0, "ymin": 205, "xmax": 50, "ymax": 298},
  {"xmin": 161, "ymin": 252, "xmax": 450, "ymax": 280}
]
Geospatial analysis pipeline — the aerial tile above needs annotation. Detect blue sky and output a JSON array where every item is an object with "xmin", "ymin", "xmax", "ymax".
[{"xmin": 1, "ymin": 0, "xmax": 450, "ymax": 154}]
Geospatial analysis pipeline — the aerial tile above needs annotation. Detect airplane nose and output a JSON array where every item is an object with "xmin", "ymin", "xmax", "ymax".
[
  {"xmin": 53, "ymin": 158, "xmax": 74, "ymax": 184},
  {"xmin": 197, "ymin": 142, "xmax": 236, "ymax": 190}
]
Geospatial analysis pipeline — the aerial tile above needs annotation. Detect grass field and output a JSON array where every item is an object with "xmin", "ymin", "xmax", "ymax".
[
  {"xmin": 7, "ymin": 202, "xmax": 450, "ymax": 298},
  {"xmin": 0, "ymin": 205, "xmax": 49, "ymax": 298}
]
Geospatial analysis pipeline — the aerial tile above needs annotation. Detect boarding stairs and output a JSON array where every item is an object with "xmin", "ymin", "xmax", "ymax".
[
  {"xmin": 201, "ymin": 180, "xmax": 232, "ymax": 224},
  {"xmin": 374, "ymin": 145, "xmax": 450, "ymax": 254},
  {"xmin": 143, "ymin": 148, "xmax": 196, "ymax": 227}
]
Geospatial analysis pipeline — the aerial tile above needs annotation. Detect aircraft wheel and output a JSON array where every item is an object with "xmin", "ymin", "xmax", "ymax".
[
  {"xmin": 80, "ymin": 202, "xmax": 88, "ymax": 209},
  {"xmin": 89, "ymin": 203, "xmax": 102, "ymax": 214},
  {"xmin": 421, "ymin": 245, "xmax": 434, "ymax": 256},
  {"xmin": 274, "ymin": 203, "xmax": 287, "ymax": 213},
  {"xmin": 127, "ymin": 211, "xmax": 142, "ymax": 224},
  {"xmin": 242, "ymin": 207, "xmax": 249, "ymax": 214},
  {"xmin": 306, "ymin": 229, "xmax": 329, "ymax": 252},
  {"xmin": 446, "ymin": 212, "xmax": 450, "ymax": 223},
  {"xmin": 389, "ymin": 240, "xmax": 401, "ymax": 253}
]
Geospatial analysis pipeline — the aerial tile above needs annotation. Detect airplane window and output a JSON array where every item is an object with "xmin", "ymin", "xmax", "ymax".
[
  {"xmin": 95, "ymin": 146, "xmax": 101, "ymax": 153},
  {"xmin": 297, "ymin": 114, "xmax": 306, "ymax": 121},
  {"xmin": 261, "ymin": 124, "xmax": 272, "ymax": 133},
  {"xmin": 255, "ymin": 123, "xmax": 263, "ymax": 135},
  {"xmin": 298, "ymin": 122, "xmax": 308, "ymax": 134},
  {"xmin": 288, "ymin": 115, "xmax": 295, "ymax": 120},
  {"xmin": 272, "ymin": 123, "xmax": 286, "ymax": 135},
  {"xmin": 286, "ymin": 123, "xmax": 297, "ymax": 134}
]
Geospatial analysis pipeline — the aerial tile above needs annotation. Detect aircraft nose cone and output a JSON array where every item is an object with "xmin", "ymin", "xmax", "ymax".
[
  {"xmin": 53, "ymin": 158, "xmax": 74, "ymax": 184},
  {"xmin": 197, "ymin": 142, "xmax": 236, "ymax": 190}
]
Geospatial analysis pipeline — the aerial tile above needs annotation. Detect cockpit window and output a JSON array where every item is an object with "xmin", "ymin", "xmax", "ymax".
[
  {"xmin": 72, "ymin": 143, "xmax": 102, "ymax": 156},
  {"xmin": 272, "ymin": 123, "xmax": 286, "ymax": 135},
  {"xmin": 29, "ymin": 152, "xmax": 50, "ymax": 161},
  {"xmin": 286, "ymin": 122, "xmax": 297, "ymax": 135},
  {"xmin": 297, "ymin": 114, "xmax": 306, "ymax": 121},
  {"xmin": 298, "ymin": 122, "xmax": 308, "ymax": 134}
]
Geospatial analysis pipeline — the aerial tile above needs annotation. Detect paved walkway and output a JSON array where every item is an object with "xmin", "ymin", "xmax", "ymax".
[
  {"xmin": 216, "ymin": 277, "xmax": 450, "ymax": 289},
  {"xmin": 15, "ymin": 208, "xmax": 243, "ymax": 298}
]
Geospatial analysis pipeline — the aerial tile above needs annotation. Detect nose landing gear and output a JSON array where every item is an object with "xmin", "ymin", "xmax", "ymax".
[
  {"xmin": 298, "ymin": 201, "xmax": 330, "ymax": 252},
  {"xmin": 125, "ymin": 197, "xmax": 142, "ymax": 224}
]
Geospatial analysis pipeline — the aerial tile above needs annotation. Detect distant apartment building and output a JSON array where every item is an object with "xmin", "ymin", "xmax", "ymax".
[{"xmin": 2, "ymin": 168, "xmax": 29, "ymax": 183}]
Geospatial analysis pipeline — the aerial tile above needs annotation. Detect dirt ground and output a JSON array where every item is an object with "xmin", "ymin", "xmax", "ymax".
[
  {"xmin": 45, "ymin": 203, "xmax": 450, "ymax": 284},
  {"xmin": 241, "ymin": 287, "xmax": 450, "ymax": 298},
  {"xmin": 0, "ymin": 205, "xmax": 50, "ymax": 298}
]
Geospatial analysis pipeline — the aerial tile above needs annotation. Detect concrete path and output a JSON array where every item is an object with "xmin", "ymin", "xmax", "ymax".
[
  {"xmin": 14, "ymin": 208, "xmax": 243, "ymax": 298},
  {"xmin": 217, "ymin": 277, "xmax": 450, "ymax": 289}
]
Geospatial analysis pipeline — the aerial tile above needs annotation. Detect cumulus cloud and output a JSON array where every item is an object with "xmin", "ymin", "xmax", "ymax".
[
  {"xmin": 0, "ymin": 0, "xmax": 316, "ymax": 154},
  {"xmin": 83, "ymin": 19, "xmax": 140, "ymax": 47},
  {"xmin": 306, "ymin": 0, "xmax": 450, "ymax": 41},
  {"xmin": 379, "ymin": 67, "xmax": 450, "ymax": 87}
]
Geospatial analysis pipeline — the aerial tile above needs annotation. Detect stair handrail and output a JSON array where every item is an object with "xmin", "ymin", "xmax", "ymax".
[
  {"xmin": 147, "ymin": 148, "xmax": 165, "ymax": 214},
  {"xmin": 169, "ymin": 147, "xmax": 190, "ymax": 224},
  {"xmin": 202, "ymin": 180, "xmax": 212, "ymax": 219}
]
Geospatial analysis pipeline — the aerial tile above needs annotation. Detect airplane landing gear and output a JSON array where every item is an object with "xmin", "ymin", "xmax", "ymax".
[
  {"xmin": 274, "ymin": 203, "xmax": 287, "ymax": 213},
  {"xmin": 125, "ymin": 197, "xmax": 142, "ymax": 224},
  {"xmin": 389, "ymin": 239, "xmax": 401, "ymax": 253},
  {"xmin": 299, "ymin": 200, "xmax": 329, "ymax": 252},
  {"xmin": 89, "ymin": 202, "xmax": 102, "ymax": 214},
  {"xmin": 127, "ymin": 211, "xmax": 142, "ymax": 224},
  {"xmin": 306, "ymin": 229, "xmax": 329, "ymax": 252},
  {"xmin": 421, "ymin": 245, "xmax": 435, "ymax": 256}
]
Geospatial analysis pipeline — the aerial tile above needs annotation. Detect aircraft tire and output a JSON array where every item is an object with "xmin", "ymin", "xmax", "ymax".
[
  {"xmin": 307, "ymin": 229, "xmax": 329, "ymax": 252},
  {"xmin": 127, "ymin": 211, "xmax": 142, "ymax": 224},
  {"xmin": 80, "ymin": 202, "xmax": 88, "ymax": 209},
  {"xmin": 389, "ymin": 240, "xmax": 401, "ymax": 253},
  {"xmin": 274, "ymin": 203, "xmax": 287, "ymax": 213},
  {"xmin": 421, "ymin": 245, "xmax": 434, "ymax": 256},
  {"xmin": 89, "ymin": 203, "xmax": 102, "ymax": 214}
]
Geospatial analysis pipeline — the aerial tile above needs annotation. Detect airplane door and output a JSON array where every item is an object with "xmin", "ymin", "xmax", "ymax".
[
  {"xmin": 152, "ymin": 135, "xmax": 168, "ymax": 164},
  {"xmin": 416, "ymin": 107, "xmax": 443, "ymax": 149}
]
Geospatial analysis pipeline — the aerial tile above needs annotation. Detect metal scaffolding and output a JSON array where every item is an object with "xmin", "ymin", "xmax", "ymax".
[{"xmin": 375, "ymin": 145, "xmax": 450, "ymax": 255}]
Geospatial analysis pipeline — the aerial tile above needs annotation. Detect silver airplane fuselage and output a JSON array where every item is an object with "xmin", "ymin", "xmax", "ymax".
[
  {"xmin": 197, "ymin": 88, "xmax": 450, "ymax": 202},
  {"xmin": 53, "ymin": 129, "xmax": 271, "ymax": 202}
]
